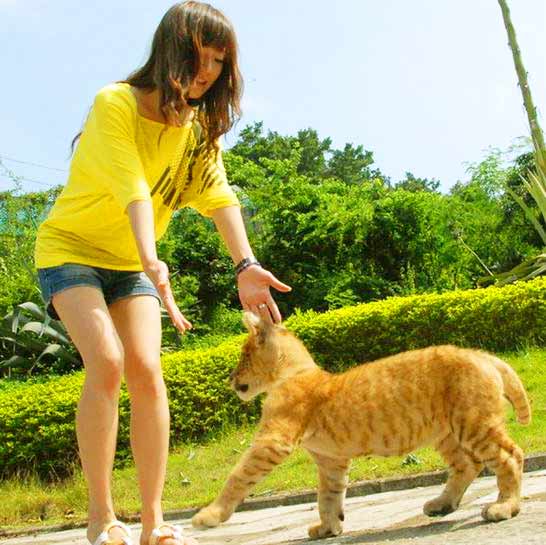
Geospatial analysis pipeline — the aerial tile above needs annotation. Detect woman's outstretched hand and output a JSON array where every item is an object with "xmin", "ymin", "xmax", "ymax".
[
  {"xmin": 237, "ymin": 265, "xmax": 292, "ymax": 324},
  {"xmin": 144, "ymin": 259, "xmax": 193, "ymax": 333}
]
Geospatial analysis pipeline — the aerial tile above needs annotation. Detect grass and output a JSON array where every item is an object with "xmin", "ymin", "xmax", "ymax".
[{"xmin": 1, "ymin": 346, "xmax": 545, "ymax": 532}]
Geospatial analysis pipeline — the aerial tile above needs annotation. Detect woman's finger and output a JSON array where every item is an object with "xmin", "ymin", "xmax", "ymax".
[
  {"xmin": 252, "ymin": 302, "xmax": 273, "ymax": 324},
  {"xmin": 267, "ymin": 272, "xmax": 292, "ymax": 293},
  {"xmin": 168, "ymin": 305, "xmax": 192, "ymax": 333},
  {"xmin": 267, "ymin": 298, "xmax": 282, "ymax": 324},
  {"xmin": 156, "ymin": 276, "xmax": 192, "ymax": 332}
]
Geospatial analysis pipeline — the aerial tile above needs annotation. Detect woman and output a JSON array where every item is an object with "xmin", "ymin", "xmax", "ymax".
[{"xmin": 34, "ymin": 3, "xmax": 290, "ymax": 545}]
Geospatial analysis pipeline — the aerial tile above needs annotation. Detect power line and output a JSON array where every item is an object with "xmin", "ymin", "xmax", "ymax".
[
  {"xmin": 0, "ymin": 159, "xmax": 61, "ymax": 189},
  {"xmin": 0, "ymin": 154, "xmax": 68, "ymax": 173},
  {"xmin": 1, "ymin": 176, "xmax": 60, "ymax": 188}
]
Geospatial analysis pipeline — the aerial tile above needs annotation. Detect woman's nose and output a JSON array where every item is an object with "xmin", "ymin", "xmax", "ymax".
[{"xmin": 199, "ymin": 58, "xmax": 213, "ymax": 76}]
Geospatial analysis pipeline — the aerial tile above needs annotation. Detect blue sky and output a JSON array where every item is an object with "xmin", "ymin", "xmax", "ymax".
[{"xmin": 0, "ymin": 0, "xmax": 544, "ymax": 193}]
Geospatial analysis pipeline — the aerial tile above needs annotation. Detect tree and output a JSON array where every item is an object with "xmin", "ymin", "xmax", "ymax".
[
  {"xmin": 447, "ymin": 150, "xmax": 539, "ymax": 286},
  {"xmin": 326, "ymin": 143, "xmax": 378, "ymax": 185},
  {"xmin": 0, "ymin": 160, "xmax": 61, "ymax": 313},
  {"xmin": 395, "ymin": 172, "xmax": 440, "ymax": 193},
  {"xmin": 228, "ymin": 122, "xmax": 385, "ymax": 186}
]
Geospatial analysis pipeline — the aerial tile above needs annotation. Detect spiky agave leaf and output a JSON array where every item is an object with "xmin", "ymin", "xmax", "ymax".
[
  {"xmin": 0, "ymin": 301, "xmax": 81, "ymax": 377},
  {"xmin": 20, "ymin": 321, "xmax": 71, "ymax": 344},
  {"xmin": 35, "ymin": 343, "xmax": 80, "ymax": 365},
  {"xmin": 16, "ymin": 302, "xmax": 46, "ymax": 321},
  {"xmin": 0, "ymin": 354, "xmax": 34, "ymax": 370}
]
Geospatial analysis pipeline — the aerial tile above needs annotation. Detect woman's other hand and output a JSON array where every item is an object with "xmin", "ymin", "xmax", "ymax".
[{"xmin": 144, "ymin": 259, "xmax": 193, "ymax": 333}]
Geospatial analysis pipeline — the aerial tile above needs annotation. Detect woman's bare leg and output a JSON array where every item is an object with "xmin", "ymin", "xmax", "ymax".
[
  {"xmin": 109, "ymin": 296, "xmax": 197, "ymax": 545},
  {"xmin": 52, "ymin": 287, "xmax": 126, "ymax": 544}
]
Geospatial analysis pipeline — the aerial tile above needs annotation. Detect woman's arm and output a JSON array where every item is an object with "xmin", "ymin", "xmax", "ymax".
[
  {"xmin": 127, "ymin": 200, "xmax": 192, "ymax": 333},
  {"xmin": 211, "ymin": 205, "xmax": 291, "ymax": 323}
]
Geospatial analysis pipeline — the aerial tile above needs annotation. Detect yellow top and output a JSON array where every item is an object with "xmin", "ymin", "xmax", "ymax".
[{"xmin": 35, "ymin": 82, "xmax": 239, "ymax": 270}]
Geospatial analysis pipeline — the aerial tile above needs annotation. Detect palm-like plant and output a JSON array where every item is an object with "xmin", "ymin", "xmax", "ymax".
[
  {"xmin": 0, "ymin": 301, "xmax": 81, "ymax": 377},
  {"xmin": 495, "ymin": 0, "xmax": 546, "ymax": 285}
]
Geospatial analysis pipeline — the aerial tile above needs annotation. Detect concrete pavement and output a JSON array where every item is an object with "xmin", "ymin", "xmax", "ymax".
[{"xmin": 3, "ymin": 469, "xmax": 546, "ymax": 545}]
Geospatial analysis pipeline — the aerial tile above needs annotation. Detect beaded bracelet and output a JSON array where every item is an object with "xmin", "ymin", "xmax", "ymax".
[{"xmin": 235, "ymin": 257, "xmax": 261, "ymax": 276}]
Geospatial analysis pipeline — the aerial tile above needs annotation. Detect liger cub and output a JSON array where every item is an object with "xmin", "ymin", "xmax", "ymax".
[{"xmin": 192, "ymin": 312, "xmax": 531, "ymax": 539}]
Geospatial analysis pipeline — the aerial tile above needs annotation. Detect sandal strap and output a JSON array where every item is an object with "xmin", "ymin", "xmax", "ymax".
[
  {"xmin": 93, "ymin": 521, "xmax": 133, "ymax": 545},
  {"xmin": 150, "ymin": 524, "xmax": 183, "ymax": 545}
]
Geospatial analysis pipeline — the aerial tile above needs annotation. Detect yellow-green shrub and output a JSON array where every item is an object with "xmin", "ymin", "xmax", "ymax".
[
  {"xmin": 286, "ymin": 278, "xmax": 546, "ymax": 369},
  {"xmin": 0, "ymin": 374, "xmax": 84, "ymax": 478},
  {"xmin": 0, "ymin": 338, "xmax": 258, "ymax": 478},
  {"xmin": 1, "ymin": 279, "xmax": 545, "ymax": 478},
  {"xmin": 162, "ymin": 338, "xmax": 260, "ymax": 445}
]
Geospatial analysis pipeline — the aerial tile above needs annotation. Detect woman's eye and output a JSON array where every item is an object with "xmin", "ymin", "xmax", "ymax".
[{"xmin": 215, "ymin": 58, "xmax": 225, "ymax": 64}]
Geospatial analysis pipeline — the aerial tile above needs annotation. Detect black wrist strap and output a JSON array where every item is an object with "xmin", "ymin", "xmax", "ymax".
[{"xmin": 235, "ymin": 257, "xmax": 261, "ymax": 276}]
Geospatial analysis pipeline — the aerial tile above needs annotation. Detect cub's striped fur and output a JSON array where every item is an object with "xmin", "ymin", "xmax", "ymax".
[{"xmin": 192, "ymin": 312, "xmax": 530, "ymax": 539}]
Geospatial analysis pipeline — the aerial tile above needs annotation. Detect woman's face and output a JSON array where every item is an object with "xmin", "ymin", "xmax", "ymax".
[{"xmin": 187, "ymin": 46, "xmax": 226, "ymax": 99}]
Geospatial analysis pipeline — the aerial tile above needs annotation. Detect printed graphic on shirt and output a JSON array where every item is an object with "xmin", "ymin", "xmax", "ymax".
[{"xmin": 150, "ymin": 124, "xmax": 225, "ymax": 211}]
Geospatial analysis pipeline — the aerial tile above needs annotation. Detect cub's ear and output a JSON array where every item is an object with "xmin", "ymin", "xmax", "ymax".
[
  {"xmin": 242, "ymin": 311, "xmax": 261, "ymax": 336},
  {"xmin": 242, "ymin": 311, "xmax": 272, "ymax": 343}
]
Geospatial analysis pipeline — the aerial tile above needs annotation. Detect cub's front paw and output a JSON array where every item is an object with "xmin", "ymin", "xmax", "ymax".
[
  {"xmin": 192, "ymin": 504, "xmax": 228, "ymax": 528},
  {"xmin": 308, "ymin": 521, "xmax": 342, "ymax": 539},
  {"xmin": 481, "ymin": 500, "xmax": 520, "ymax": 522},
  {"xmin": 423, "ymin": 496, "xmax": 458, "ymax": 517}
]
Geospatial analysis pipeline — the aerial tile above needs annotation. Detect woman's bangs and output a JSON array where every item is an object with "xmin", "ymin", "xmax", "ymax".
[{"xmin": 201, "ymin": 17, "xmax": 234, "ymax": 54}]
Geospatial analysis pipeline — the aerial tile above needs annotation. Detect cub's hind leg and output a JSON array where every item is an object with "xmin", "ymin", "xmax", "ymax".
[
  {"xmin": 424, "ymin": 433, "xmax": 484, "ymax": 517},
  {"xmin": 468, "ymin": 426, "xmax": 524, "ymax": 521},
  {"xmin": 307, "ymin": 451, "xmax": 351, "ymax": 539}
]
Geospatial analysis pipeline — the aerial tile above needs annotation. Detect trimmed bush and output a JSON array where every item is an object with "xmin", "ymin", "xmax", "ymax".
[
  {"xmin": 0, "ymin": 374, "xmax": 84, "ymax": 478},
  {"xmin": 286, "ymin": 277, "xmax": 546, "ymax": 369},
  {"xmin": 1, "ymin": 278, "xmax": 545, "ymax": 478},
  {"xmin": 162, "ymin": 338, "xmax": 261, "ymax": 445},
  {"xmin": 0, "ymin": 338, "xmax": 258, "ymax": 478}
]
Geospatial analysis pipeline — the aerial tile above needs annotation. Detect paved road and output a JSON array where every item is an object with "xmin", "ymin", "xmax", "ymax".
[{"xmin": 4, "ymin": 470, "xmax": 546, "ymax": 545}]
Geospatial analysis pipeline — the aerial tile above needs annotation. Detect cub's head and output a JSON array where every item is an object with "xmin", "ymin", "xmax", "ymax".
[{"xmin": 230, "ymin": 312, "xmax": 297, "ymax": 401}]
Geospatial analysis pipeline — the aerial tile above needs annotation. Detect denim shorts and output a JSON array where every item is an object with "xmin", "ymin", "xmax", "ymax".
[{"xmin": 37, "ymin": 263, "xmax": 161, "ymax": 320}]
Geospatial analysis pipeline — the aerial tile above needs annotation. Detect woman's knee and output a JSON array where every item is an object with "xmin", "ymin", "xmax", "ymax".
[
  {"xmin": 83, "ymin": 349, "xmax": 125, "ymax": 395},
  {"xmin": 125, "ymin": 357, "xmax": 165, "ymax": 399}
]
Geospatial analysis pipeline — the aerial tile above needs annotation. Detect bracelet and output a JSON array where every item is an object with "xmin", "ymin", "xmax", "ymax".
[{"xmin": 235, "ymin": 257, "xmax": 261, "ymax": 276}]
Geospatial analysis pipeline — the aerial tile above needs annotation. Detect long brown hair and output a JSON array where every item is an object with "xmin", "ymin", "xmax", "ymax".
[{"xmin": 72, "ymin": 1, "xmax": 243, "ymax": 151}]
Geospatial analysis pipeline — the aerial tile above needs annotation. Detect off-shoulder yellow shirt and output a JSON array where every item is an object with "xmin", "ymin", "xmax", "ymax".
[{"xmin": 35, "ymin": 82, "xmax": 239, "ymax": 270}]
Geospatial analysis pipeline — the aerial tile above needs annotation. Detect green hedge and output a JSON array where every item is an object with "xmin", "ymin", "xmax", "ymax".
[
  {"xmin": 0, "ymin": 374, "xmax": 84, "ymax": 478},
  {"xmin": 0, "ymin": 338, "xmax": 259, "ymax": 478},
  {"xmin": 1, "ymin": 278, "xmax": 545, "ymax": 478},
  {"xmin": 287, "ymin": 277, "xmax": 546, "ymax": 369}
]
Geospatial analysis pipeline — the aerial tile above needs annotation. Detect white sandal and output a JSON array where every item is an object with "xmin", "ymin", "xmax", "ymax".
[
  {"xmin": 92, "ymin": 521, "xmax": 133, "ymax": 545},
  {"xmin": 149, "ymin": 524, "xmax": 185, "ymax": 545}
]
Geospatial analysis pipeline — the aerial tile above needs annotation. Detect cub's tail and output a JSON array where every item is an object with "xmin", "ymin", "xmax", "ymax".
[{"xmin": 489, "ymin": 355, "xmax": 531, "ymax": 425}]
